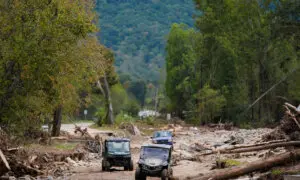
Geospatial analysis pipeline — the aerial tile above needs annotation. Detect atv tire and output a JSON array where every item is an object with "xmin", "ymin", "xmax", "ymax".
[
  {"xmin": 129, "ymin": 159, "xmax": 134, "ymax": 171},
  {"xmin": 169, "ymin": 168, "xmax": 173, "ymax": 176},
  {"xmin": 102, "ymin": 159, "xmax": 110, "ymax": 171},
  {"xmin": 135, "ymin": 167, "xmax": 146, "ymax": 180},
  {"xmin": 161, "ymin": 169, "xmax": 168, "ymax": 180}
]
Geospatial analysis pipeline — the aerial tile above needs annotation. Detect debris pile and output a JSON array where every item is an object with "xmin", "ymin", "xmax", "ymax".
[
  {"xmin": 119, "ymin": 122, "xmax": 141, "ymax": 136},
  {"xmin": 262, "ymin": 103, "xmax": 300, "ymax": 141},
  {"xmin": 207, "ymin": 122, "xmax": 234, "ymax": 131},
  {"xmin": 73, "ymin": 125, "xmax": 103, "ymax": 154},
  {"xmin": 0, "ymin": 128, "xmax": 87, "ymax": 179},
  {"xmin": 184, "ymin": 103, "xmax": 300, "ymax": 180}
]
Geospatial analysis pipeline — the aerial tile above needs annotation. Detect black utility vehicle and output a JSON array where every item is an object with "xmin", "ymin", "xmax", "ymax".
[
  {"xmin": 102, "ymin": 138, "xmax": 134, "ymax": 171},
  {"xmin": 135, "ymin": 144, "xmax": 173, "ymax": 180}
]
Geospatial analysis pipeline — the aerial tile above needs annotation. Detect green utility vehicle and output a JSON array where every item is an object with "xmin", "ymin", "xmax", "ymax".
[{"xmin": 102, "ymin": 138, "xmax": 133, "ymax": 171}]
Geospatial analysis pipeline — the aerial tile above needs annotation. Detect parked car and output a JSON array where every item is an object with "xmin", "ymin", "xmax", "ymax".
[
  {"xmin": 102, "ymin": 138, "xmax": 134, "ymax": 171},
  {"xmin": 151, "ymin": 131, "xmax": 173, "ymax": 147},
  {"xmin": 135, "ymin": 144, "xmax": 173, "ymax": 180}
]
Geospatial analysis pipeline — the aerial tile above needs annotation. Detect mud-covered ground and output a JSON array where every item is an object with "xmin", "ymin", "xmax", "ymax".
[{"xmin": 56, "ymin": 123, "xmax": 274, "ymax": 180}]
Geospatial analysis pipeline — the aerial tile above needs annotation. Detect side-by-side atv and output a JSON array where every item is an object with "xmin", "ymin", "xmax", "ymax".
[
  {"xmin": 102, "ymin": 138, "xmax": 134, "ymax": 171},
  {"xmin": 135, "ymin": 144, "xmax": 173, "ymax": 180}
]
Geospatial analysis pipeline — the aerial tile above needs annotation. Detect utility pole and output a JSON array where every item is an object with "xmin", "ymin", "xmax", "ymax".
[{"xmin": 154, "ymin": 86, "xmax": 159, "ymax": 117}]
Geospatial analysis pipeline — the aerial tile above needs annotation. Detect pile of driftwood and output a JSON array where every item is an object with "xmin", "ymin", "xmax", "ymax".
[
  {"xmin": 0, "ymin": 127, "xmax": 86, "ymax": 178},
  {"xmin": 186, "ymin": 103, "xmax": 300, "ymax": 180},
  {"xmin": 0, "ymin": 129, "xmax": 43, "ymax": 177}
]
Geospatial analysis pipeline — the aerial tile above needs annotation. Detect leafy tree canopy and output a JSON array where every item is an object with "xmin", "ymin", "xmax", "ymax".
[{"xmin": 95, "ymin": 0, "xmax": 196, "ymax": 83}]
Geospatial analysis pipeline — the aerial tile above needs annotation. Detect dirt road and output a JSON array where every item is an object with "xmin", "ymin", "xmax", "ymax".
[{"xmin": 58, "ymin": 123, "xmax": 272, "ymax": 180}]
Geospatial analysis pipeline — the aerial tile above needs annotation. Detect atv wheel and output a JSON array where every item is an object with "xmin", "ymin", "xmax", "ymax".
[
  {"xmin": 102, "ymin": 159, "xmax": 110, "ymax": 171},
  {"xmin": 169, "ymin": 168, "xmax": 173, "ymax": 176},
  {"xmin": 135, "ymin": 167, "xmax": 146, "ymax": 180},
  {"xmin": 129, "ymin": 160, "xmax": 134, "ymax": 171},
  {"xmin": 161, "ymin": 169, "xmax": 168, "ymax": 180}
]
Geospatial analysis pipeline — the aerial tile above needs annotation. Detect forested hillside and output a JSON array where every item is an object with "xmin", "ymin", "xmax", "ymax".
[
  {"xmin": 166, "ymin": 0, "xmax": 300, "ymax": 126},
  {"xmin": 95, "ymin": 0, "xmax": 196, "ymax": 83}
]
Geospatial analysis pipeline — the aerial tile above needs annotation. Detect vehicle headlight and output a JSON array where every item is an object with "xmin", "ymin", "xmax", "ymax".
[
  {"xmin": 162, "ymin": 161, "xmax": 168, "ymax": 166},
  {"xmin": 168, "ymin": 139, "xmax": 172, "ymax": 142},
  {"xmin": 152, "ymin": 139, "xmax": 157, "ymax": 143}
]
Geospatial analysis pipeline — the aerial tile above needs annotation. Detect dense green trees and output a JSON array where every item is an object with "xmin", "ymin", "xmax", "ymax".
[
  {"xmin": 95, "ymin": 0, "xmax": 196, "ymax": 83},
  {"xmin": 166, "ymin": 0, "xmax": 300, "ymax": 126},
  {"xmin": 0, "ymin": 0, "xmax": 114, "ymax": 134}
]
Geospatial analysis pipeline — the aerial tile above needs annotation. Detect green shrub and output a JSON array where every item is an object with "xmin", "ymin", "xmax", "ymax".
[
  {"xmin": 123, "ymin": 100, "xmax": 140, "ymax": 116},
  {"xmin": 271, "ymin": 169, "xmax": 283, "ymax": 175},
  {"xmin": 115, "ymin": 111, "xmax": 134, "ymax": 125},
  {"xmin": 145, "ymin": 117, "xmax": 155, "ymax": 125},
  {"xmin": 94, "ymin": 107, "xmax": 106, "ymax": 126}
]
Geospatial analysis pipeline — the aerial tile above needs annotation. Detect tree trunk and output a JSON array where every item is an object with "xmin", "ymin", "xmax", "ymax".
[
  {"xmin": 188, "ymin": 149, "xmax": 300, "ymax": 180},
  {"xmin": 51, "ymin": 105, "xmax": 62, "ymax": 137},
  {"xmin": 154, "ymin": 87, "xmax": 159, "ymax": 116},
  {"xmin": 102, "ymin": 74, "xmax": 114, "ymax": 125},
  {"xmin": 201, "ymin": 141, "xmax": 300, "ymax": 155}
]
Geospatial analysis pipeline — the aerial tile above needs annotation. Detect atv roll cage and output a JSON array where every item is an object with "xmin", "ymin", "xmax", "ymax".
[
  {"xmin": 135, "ymin": 144, "xmax": 173, "ymax": 180},
  {"xmin": 102, "ymin": 138, "xmax": 133, "ymax": 171}
]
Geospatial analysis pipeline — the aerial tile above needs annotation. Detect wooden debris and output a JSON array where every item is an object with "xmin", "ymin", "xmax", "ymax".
[
  {"xmin": 74, "ymin": 125, "xmax": 93, "ymax": 139},
  {"xmin": 262, "ymin": 103, "xmax": 300, "ymax": 141},
  {"xmin": 28, "ymin": 155, "xmax": 38, "ymax": 164},
  {"xmin": 284, "ymin": 105, "xmax": 300, "ymax": 130},
  {"xmin": 201, "ymin": 141, "xmax": 300, "ymax": 155},
  {"xmin": 187, "ymin": 149, "xmax": 300, "ymax": 180},
  {"xmin": 119, "ymin": 122, "xmax": 141, "ymax": 136},
  {"xmin": 0, "ymin": 149, "xmax": 10, "ymax": 176},
  {"xmin": 284, "ymin": 103, "xmax": 300, "ymax": 114}
]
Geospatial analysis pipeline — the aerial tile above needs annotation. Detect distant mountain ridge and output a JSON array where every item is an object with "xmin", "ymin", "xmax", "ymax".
[{"xmin": 95, "ymin": 0, "xmax": 196, "ymax": 83}]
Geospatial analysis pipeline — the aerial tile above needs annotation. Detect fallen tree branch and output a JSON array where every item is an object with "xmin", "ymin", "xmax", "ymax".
[
  {"xmin": 284, "ymin": 105, "xmax": 300, "ymax": 130},
  {"xmin": 74, "ymin": 125, "xmax": 93, "ymax": 139},
  {"xmin": 0, "ymin": 149, "xmax": 10, "ymax": 176},
  {"xmin": 187, "ymin": 149, "xmax": 300, "ymax": 180},
  {"xmin": 11, "ymin": 161, "xmax": 44, "ymax": 176},
  {"xmin": 223, "ymin": 139, "xmax": 288, "ymax": 151},
  {"xmin": 285, "ymin": 103, "xmax": 300, "ymax": 114},
  {"xmin": 7, "ymin": 147, "xmax": 22, "ymax": 153},
  {"xmin": 201, "ymin": 141, "xmax": 300, "ymax": 155}
]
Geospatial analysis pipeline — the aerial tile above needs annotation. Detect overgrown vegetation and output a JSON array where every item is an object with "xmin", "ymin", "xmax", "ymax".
[{"xmin": 166, "ymin": 0, "xmax": 300, "ymax": 126}]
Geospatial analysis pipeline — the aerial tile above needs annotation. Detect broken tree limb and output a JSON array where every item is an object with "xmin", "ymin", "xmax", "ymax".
[
  {"xmin": 284, "ymin": 105, "xmax": 300, "ymax": 130},
  {"xmin": 74, "ymin": 125, "xmax": 93, "ymax": 139},
  {"xmin": 201, "ymin": 141, "xmax": 300, "ymax": 155},
  {"xmin": 0, "ymin": 149, "xmax": 10, "ymax": 175},
  {"xmin": 10, "ymin": 161, "xmax": 43, "ymax": 176},
  {"xmin": 187, "ymin": 149, "xmax": 300, "ymax": 180},
  {"xmin": 223, "ymin": 139, "xmax": 288, "ymax": 151},
  {"xmin": 243, "ymin": 67, "xmax": 299, "ymax": 113},
  {"xmin": 285, "ymin": 102, "xmax": 300, "ymax": 114}
]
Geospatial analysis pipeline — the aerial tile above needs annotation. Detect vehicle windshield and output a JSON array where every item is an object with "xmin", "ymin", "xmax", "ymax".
[
  {"xmin": 107, "ymin": 141, "xmax": 130, "ymax": 153},
  {"xmin": 141, "ymin": 147, "xmax": 169, "ymax": 160},
  {"xmin": 153, "ymin": 131, "xmax": 172, "ymax": 138}
]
